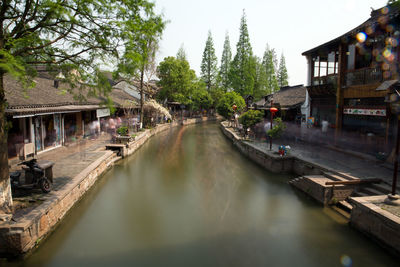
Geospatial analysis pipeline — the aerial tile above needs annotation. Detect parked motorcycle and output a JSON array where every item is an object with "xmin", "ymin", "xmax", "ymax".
[{"xmin": 10, "ymin": 159, "xmax": 55, "ymax": 193}]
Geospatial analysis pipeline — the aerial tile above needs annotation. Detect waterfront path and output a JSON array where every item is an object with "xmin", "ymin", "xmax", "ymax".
[
  {"xmin": 9, "ymin": 133, "xmax": 115, "ymax": 219},
  {"xmin": 246, "ymin": 135, "xmax": 396, "ymax": 189}
]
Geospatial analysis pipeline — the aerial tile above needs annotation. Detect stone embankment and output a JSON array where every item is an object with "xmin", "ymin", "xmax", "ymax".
[
  {"xmin": 0, "ymin": 117, "xmax": 216, "ymax": 257},
  {"xmin": 220, "ymin": 121, "xmax": 400, "ymax": 257}
]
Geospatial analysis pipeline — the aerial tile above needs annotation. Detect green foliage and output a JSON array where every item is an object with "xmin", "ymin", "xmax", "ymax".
[
  {"xmin": 201, "ymin": 31, "xmax": 218, "ymax": 91},
  {"xmin": 267, "ymin": 118, "xmax": 286, "ymax": 139},
  {"xmin": 117, "ymin": 126, "xmax": 129, "ymax": 136},
  {"xmin": 229, "ymin": 10, "xmax": 256, "ymax": 97},
  {"xmin": 253, "ymin": 56, "xmax": 266, "ymax": 101},
  {"xmin": 156, "ymin": 56, "xmax": 197, "ymax": 105},
  {"xmin": 216, "ymin": 91, "xmax": 245, "ymax": 119},
  {"xmin": 209, "ymin": 87, "xmax": 225, "ymax": 108},
  {"xmin": 277, "ymin": 53, "xmax": 289, "ymax": 87},
  {"xmin": 0, "ymin": 0, "xmax": 163, "ymax": 98},
  {"xmin": 219, "ymin": 33, "xmax": 232, "ymax": 92},
  {"xmin": 239, "ymin": 110, "xmax": 263, "ymax": 130},
  {"xmin": 192, "ymin": 82, "xmax": 212, "ymax": 111},
  {"xmin": 176, "ymin": 44, "xmax": 187, "ymax": 61},
  {"xmin": 262, "ymin": 45, "xmax": 279, "ymax": 94}
]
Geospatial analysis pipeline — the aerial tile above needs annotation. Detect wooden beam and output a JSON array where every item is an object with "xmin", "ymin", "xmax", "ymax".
[
  {"xmin": 335, "ymin": 43, "xmax": 346, "ymax": 142},
  {"xmin": 325, "ymin": 178, "xmax": 382, "ymax": 186}
]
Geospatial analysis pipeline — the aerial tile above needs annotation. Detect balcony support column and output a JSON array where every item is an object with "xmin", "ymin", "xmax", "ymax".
[{"xmin": 335, "ymin": 43, "xmax": 346, "ymax": 143}]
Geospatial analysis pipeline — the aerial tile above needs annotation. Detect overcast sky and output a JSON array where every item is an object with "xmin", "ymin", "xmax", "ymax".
[{"xmin": 154, "ymin": 0, "xmax": 388, "ymax": 86}]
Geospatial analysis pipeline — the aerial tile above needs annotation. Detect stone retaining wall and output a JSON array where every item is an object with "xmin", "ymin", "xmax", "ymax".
[
  {"xmin": 220, "ymin": 122, "xmax": 324, "ymax": 176},
  {"xmin": 0, "ymin": 117, "xmax": 216, "ymax": 256},
  {"xmin": 0, "ymin": 151, "xmax": 116, "ymax": 256},
  {"xmin": 349, "ymin": 196, "xmax": 400, "ymax": 256}
]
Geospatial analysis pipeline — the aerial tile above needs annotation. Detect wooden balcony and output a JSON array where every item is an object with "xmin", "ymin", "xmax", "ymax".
[{"xmin": 345, "ymin": 68, "xmax": 384, "ymax": 86}]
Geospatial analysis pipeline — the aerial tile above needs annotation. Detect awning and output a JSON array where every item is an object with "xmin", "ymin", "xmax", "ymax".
[
  {"xmin": 6, "ymin": 104, "xmax": 101, "ymax": 117},
  {"xmin": 376, "ymin": 80, "xmax": 398, "ymax": 91}
]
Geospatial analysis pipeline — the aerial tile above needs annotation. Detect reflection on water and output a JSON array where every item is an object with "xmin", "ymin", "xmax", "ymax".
[{"xmin": 9, "ymin": 123, "xmax": 398, "ymax": 267}]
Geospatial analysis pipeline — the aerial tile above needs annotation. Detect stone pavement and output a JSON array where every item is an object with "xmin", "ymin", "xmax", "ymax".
[
  {"xmin": 245, "ymin": 137, "xmax": 397, "ymax": 191},
  {"xmin": 9, "ymin": 134, "xmax": 114, "ymax": 218}
]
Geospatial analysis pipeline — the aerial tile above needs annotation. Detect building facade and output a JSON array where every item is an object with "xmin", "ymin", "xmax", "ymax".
[{"xmin": 302, "ymin": 3, "xmax": 400, "ymax": 155}]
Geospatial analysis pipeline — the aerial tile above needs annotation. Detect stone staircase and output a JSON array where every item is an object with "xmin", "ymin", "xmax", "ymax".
[{"xmin": 289, "ymin": 171, "xmax": 392, "ymax": 219}]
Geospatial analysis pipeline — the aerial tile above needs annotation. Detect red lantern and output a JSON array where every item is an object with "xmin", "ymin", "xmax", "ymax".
[{"xmin": 270, "ymin": 107, "xmax": 278, "ymax": 114}]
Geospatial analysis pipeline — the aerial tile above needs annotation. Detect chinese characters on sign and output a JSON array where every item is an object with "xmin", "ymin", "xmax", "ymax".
[{"xmin": 343, "ymin": 108, "xmax": 386, "ymax": 116}]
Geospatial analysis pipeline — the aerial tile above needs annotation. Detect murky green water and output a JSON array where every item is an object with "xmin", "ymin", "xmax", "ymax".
[{"xmin": 8, "ymin": 123, "xmax": 398, "ymax": 266}]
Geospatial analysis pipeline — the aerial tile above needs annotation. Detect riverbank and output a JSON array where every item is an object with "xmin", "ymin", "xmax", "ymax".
[
  {"xmin": 0, "ymin": 117, "xmax": 216, "ymax": 257},
  {"xmin": 220, "ymin": 121, "xmax": 400, "ymax": 257}
]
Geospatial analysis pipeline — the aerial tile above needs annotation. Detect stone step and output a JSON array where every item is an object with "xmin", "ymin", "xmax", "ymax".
[
  {"xmin": 337, "ymin": 200, "xmax": 353, "ymax": 212},
  {"xmin": 369, "ymin": 183, "xmax": 392, "ymax": 194},
  {"xmin": 323, "ymin": 172, "xmax": 349, "ymax": 182},
  {"xmin": 361, "ymin": 187, "xmax": 386, "ymax": 196},
  {"xmin": 288, "ymin": 176, "xmax": 305, "ymax": 184},
  {"xmin": 331, "ymin": 171, "xmax": 360, "ymax": 181},
  {"xmin": 331, "ymin": 205, "xmax": 351, "ymax": 220},
  {"xmin": 353, "ymin": 191, "xmax": 369, "ymax": 197}
]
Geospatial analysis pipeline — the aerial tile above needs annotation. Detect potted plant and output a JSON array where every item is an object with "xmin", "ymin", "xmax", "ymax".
[{"xmin": 116, "ymin": 126, "xmax": 134, "ymax": 143}]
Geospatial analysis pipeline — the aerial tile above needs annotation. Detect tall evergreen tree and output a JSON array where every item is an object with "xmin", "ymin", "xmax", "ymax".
[
  {"xmin": 262, "ymin": 45, "xmax": 279, "ymax": 94},
  {"xmin": 219, "ymin": 33, "xmax": 232, "ymax": 92},
  {"xmin": 253, "ymin": 56, "xmax": 266, "ymax": 100},
  {"xmin": 176, "ymin": 44, "xmax": 187, "ymax": 61},
  {"xmin": 229, "ymin": 10, "xmax": 256, "ymax": 97},
  {"xmin": 277, "ymin": 53, "xmax": 289, "ymax": 87},
  {"xmin": 200, "ymin": 31, "xmax": 218, "ymax": 91}
]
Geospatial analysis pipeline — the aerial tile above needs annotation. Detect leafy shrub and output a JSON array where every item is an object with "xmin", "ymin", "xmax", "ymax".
[
  {"xmin": 267, "ymin": 118, "xmax": 286, "ymax": 139},
  {"xmin": 239, "ymin": 110, "xmax": 263, "ymax": 130},
  {"xmin": 216, "ymin": 91, "xmax": 245, "ymax": 119},
  {"xmin": 117, "ymin": 126, "xmax": 129, "ymax": 136}
]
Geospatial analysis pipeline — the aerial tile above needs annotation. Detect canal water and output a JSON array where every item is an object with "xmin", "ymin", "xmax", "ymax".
[{"xmin": 10, "ymin": 123, "xmax": 398, "ymax": 266}]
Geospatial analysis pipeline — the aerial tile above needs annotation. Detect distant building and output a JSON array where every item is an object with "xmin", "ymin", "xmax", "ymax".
[
  {"xmin": 5, "ymin": 72, "xmax": 138, "ymax": 160},
  {"xmin": 254, "ymin": 85, "xmax": 309, "ymax": 122}
]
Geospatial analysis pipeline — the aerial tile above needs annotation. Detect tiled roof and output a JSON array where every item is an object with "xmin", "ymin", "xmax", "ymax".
[
  {"xmin": 255, "ymin": 85, "xmax": 306, "ymax": 109},
  {"xmin": 4, "ymin": 75, "xmax": 138, "ymax": 114}
]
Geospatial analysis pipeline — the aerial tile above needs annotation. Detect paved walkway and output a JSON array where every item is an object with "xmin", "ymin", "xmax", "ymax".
[
  {"xmin": 9, "ymin": 134, "xmax": 114, "ymax": 217},
  {"xmin": 244, "ymin": 135, "xmax": 397, "ymax": 191}
]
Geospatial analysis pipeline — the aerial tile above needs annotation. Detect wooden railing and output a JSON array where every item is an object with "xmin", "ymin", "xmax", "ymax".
[
  {"xmin": 312, "ymin": 74, "xmax": 338, "ymax": 86},
  {"xmin": 345, "ymin": 67, "xmax": 384, "ymax": 86}
]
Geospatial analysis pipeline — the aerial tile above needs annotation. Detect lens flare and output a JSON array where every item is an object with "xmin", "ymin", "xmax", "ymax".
[
  {"xmin": 384, "ymin": 71, "xmax": 392, "ymax": 79},
  {"xmin": 382, "ymin": 62, "xmax": 390, "ymax": 71},
  {"xmin": 386, "ymin": 37, "xmax": 399, "ymax": 47},
  {"xmin": 381, "ymin": 7, "xmax": 389, "ymax": 15},
  {"xmin": 386, "ymin": 24, "xmax": 394, "ymax": 33},
  {"xmin": 383, "ymin": 49, "xmax": 392, "ymax": 58},
  {"xmin": 366, "ymin": 26, "xmax": 374, "ymax": 35},
  {"xmin": 356, "ymin": 32, "xmax": 367, "ymax": 43},
  {"xmin": 340, "ymin": 255, "xmax": 352, "ymax": 267}
]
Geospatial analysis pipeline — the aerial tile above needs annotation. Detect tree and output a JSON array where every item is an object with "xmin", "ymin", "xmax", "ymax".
[
  {"xmin": 176, "ymin": 44, "xmax": 187, "ymax": 62},
  {"xmin": 267, "ymin": 117, "xmax": 286, "ymax": 139},
  {"xmin": 253, "ymin": 56, "xmax": 267, "ymax": 100},
  {"xmin": 239, "ymin": 110, "xmax": 263, "ymax": 132},
  {"xmin": 219, "ymin": 33, "xmax": 232, "ymax": 92},
  {"xmin": 262, "ymin": 45, "xmax": 279, "ymax": 94},
  {"xmin": 192, "ymin": 82, "xmax": 212, "ymax": 112},
  {"xmin": 117, "ymin": 14, "xmax": 165, "ymax": 128},
  {"xmin": 0, "ymin": 0, "xmax": 161, "ymax": 213},
  {"xmin": 157, "ymin": 56, "xmax": 196, "ymax": 105},
  {"xmin": 277, "ymin": 53, "xmax": 289, "ymax": 87},
  {"xmin": 200, "ymin": 31, "xmax": 218, "ymax": 91},
  {"xmin": 216, "ymin": 91, "xmax": 245, "ymax": 119},
  {"xmin": 229, "ymin": 10, "xmax": 256, "ymax": 97}
]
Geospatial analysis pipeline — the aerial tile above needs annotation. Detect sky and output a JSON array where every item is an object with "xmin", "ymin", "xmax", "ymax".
[{"xmin": 154, "ymin": 0, "xmax": 388, "ymax": 86}]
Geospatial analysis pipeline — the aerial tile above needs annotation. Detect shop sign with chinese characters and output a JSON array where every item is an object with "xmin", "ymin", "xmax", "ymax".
[{"xmin": 343, "ymin": 108, "xmax": 386, "ymax": 116}]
